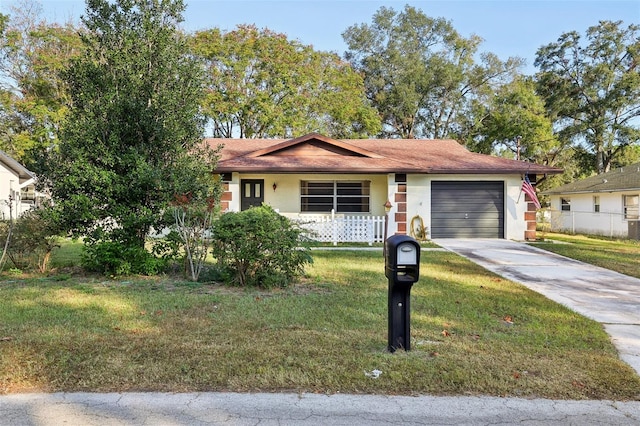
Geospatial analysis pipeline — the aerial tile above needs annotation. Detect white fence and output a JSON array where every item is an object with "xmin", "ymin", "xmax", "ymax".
[{"xmin": 288, "ymin": 211, "xmax": 386, "ymax": 245}]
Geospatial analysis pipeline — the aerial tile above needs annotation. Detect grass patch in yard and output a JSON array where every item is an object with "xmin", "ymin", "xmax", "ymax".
[
  {"xmin": 1, "ymin": 250, "xmax": 639, "ymax": 399},
  {"xmin": 531, "ymin": 233, "xmax": 640, "ymax": 279},
  {"xmin": 49, "ymin": 238, "xmax": 85, "ymax": 270}
]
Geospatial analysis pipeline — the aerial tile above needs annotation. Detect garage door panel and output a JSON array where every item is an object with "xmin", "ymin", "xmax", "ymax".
[
  {"xmin": 432, "ymin": 219, "xmax": 503, "ymax": 227},
  {"xmin": 432, "ymin": 189, "xmax": 503, "ymax": 198},
  {"xmin": 432, "ymin": 204, "xmax": 504, "ymax": 214},
  {"xmin": 433, "ymin": 228, "xmax": 501, "ymax": 238},
  {"xmin": 431, "ymin": 181, "xmax": 504, "ymax": 239},
  {"xmin": 432, "ymin": 218, "xmax": 503, "ymax": 227},
  {"xmin": 433, "ymin": 194, "xmax": 503, "ymax": 204},
  {"xmin": 432, "ymin": 211, "xmax": 503, "ymax": 220}
]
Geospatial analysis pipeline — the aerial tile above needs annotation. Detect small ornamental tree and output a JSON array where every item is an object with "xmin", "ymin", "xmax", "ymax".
[
  {"xmin": 211, "ymin": 205, "xmax": 312, "ymax": 288},
  {"xmin": 171, "ymin": 192, "xmax": 217, "ymax": 282},
  {"xmin": 169, "ymin": 143, "xmax": 222, "ymax": 281}
]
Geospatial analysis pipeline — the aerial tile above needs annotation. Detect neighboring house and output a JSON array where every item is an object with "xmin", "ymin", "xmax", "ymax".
[
  {"xmin": 0, "ymin": 150, "xmax": 42, "ymax": 220},
  {"xmin": 542, "ymin": 163, "xmax": 640, "ymax": 239},
  {"xmin": 209, "ymin": 133, "xmax": 561, "ymax": 242}
]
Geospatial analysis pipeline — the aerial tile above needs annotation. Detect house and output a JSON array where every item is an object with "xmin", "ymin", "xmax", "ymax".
[
  {"xmin": 0, "ymin": 150, "xmax": 41, "ymax": 220},
  {"xmin": 208, "ymin": 133, "xmax": 561, "ymax": 241},
  {"xmin": 542, "ymin": 163, "xmax": 640, "ymax": 239}
]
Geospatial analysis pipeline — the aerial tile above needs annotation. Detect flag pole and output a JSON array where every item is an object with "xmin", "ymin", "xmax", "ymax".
[
  {"xmin": 517, "ymin": 164, "xmax": 532, "ymax": 204},
  {"xmin": 517, "ymin": 173, "xmax": 523, "ymax": 204}
]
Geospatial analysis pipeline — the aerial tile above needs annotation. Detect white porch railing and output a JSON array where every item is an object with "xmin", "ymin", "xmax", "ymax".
[{"xmin": 288, "ymin": 210, "xmax": 386, "ymax": 245}]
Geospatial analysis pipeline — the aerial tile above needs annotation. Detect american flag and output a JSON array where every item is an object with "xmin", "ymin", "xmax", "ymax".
[{"xmin": 522, "ymin": 175, "xmax": 541, "ymax": 209}]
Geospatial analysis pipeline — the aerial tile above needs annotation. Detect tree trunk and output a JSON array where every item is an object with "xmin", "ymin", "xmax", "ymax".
[{"xmin": 595, "ymin": 129, "xmax": 606, "ymax": 174}]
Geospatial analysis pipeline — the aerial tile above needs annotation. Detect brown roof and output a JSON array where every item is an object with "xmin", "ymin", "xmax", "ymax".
[{"xmin": 208, "ymin": 133, "xmax": 562, "ymax": 175}]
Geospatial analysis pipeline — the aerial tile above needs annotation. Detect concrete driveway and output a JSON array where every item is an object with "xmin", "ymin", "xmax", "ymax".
[{"xmin": 432, "ymin": 238, "xmax": 640, "ymax": 376}]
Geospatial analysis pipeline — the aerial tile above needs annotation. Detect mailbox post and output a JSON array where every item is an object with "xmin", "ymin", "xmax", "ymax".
[{"xmin": 385, "ymin": 234, "xmax": 421, "ymax": 352}]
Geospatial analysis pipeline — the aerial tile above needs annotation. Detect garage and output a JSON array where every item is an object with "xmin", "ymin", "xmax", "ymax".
[{"xmin": 431, "ymin": 181, "xmax": 505, "ymax": 238}]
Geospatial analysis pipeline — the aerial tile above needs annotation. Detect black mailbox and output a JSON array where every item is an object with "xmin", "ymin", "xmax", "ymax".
[{"xmin": 385, "ymin": 234, "xmax": 421, "ymax": 352}]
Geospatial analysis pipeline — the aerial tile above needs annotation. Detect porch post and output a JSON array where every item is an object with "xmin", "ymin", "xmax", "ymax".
[
  {"xmin": 383, "ymin": 199, "xmax": 392, "ymax": 257},
  {"xmin": 331, "ymin": 209, "xmax": 337, "ymax": 246}
]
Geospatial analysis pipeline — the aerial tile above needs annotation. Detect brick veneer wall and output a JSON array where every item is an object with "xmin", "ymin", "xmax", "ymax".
[
  {"xmin": 221, "ymin": 183, "xmax": 231, "ymax": 211},
  {"xmin": 394, "ymin": 183, "xmax": 407, "ymax": 235},
  {"xmin": 524, "ymin": 193, "xmax": 537, "ymax": 240}
]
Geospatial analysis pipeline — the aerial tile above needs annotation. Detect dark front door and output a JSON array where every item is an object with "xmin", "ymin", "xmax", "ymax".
[{"xmin": 241, "ymin": 179, "xmax": 264, "ymax": 210}]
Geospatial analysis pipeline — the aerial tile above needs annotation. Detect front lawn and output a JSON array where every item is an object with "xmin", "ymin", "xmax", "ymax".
[
  {"xmin": 531, "ymin": 233, "xmax": 640, "ymax": 279},
  {"xmin": 2, "ymin": 247, "xmax": 638, "ymax": 399}
]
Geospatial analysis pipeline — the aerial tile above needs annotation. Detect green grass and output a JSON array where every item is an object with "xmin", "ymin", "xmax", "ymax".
[
  {"xmin": 1, "ymin": 246, "xmax": 639, "ymax": 399},
  {"xmin": 531, "ymin": 233, "xmax": 640, "ymax": 279},
  {"xmin": 49, "ymin": 238, "xmax": 84, "ymax": 270}
]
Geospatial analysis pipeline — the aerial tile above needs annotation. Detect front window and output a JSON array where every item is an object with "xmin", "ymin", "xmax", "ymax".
[
  {"xmin": 20, "ymin": 185, "xmax": 36, "ymax": 203},
  {"xmin": 301, "ymin": 181, "xmax": 370, "ymax": 213},
  {"xmin": 624, "ymin": 195, "xmax": 639, "ymax": 220},
  {"xmin": 561, "ymin": 197, "xmax": 571, "ymax": 211},
  {"xmin": 593, "ymin": 196, "xmax": 600, "ymax": 213}
]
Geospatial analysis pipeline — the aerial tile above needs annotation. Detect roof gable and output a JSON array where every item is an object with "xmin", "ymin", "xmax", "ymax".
[{"xmin": 245, "ymin": 133, "xmax": 383, "ymax": 159}]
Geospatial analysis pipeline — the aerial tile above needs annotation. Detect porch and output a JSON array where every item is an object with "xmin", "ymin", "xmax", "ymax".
[{"xmin": 283, "ymin": 210, "xmax": 387, "ymax": 245}]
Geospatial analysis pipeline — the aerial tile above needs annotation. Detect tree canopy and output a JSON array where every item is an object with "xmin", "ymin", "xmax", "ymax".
[
  {"xmin": 191, "ymin": 25, "xmax": 380, "ymax": 139},
  {"xmin": 463, "ymin": 77, "xmax": 560, "ymax": 163},
  {"xmin": 343, "ymin": 5, "xmax": 523, "ymax": 139},
  {"xmin": 0, "ymin": 0, "xmax": 83, "ymax": 170},
  {"xmin": 535, "ymin": 20, "xmax": 640, "ymax": 174},
  {"xmin": 43, "ymin": 0, "xmax": 218, "ymax": 250}
]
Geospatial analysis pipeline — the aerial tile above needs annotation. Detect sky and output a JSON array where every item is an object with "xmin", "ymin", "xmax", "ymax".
[{"xmin": 3, "ymin": 0, "xmax": 640, "ymax": 74}]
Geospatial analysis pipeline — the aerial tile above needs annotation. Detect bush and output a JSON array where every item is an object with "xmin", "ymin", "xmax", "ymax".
[
  {"xmin": 82, "ymin": 239, "xmax": 168, "ymax": 276},
  {"xmin": 211, "ymin": 205, "xmax": 312, "ymax": 288},
  {"xmin": 0, "ymin": 207, "xmax": 64, "ymax": 273}
]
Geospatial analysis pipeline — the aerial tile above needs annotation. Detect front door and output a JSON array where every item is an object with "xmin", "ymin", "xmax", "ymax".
[{"xmin": 241, "ymin": 179, "xmax": 264, "ymax": 210}]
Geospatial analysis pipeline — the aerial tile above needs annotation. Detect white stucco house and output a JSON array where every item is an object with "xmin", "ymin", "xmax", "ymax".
[
  {"xmin": 0, "ymin": 150, "xmax": 42, "ymax": 220},
  {"xmin": 542, "ymin": 163, "xmax": 640, "ymax": 239},
  {"xmin": 208, "ymin": 133, "xmax": 561, "ymax": 242}
]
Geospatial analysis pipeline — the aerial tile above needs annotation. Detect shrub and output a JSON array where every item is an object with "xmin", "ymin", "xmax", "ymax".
[
  {"xmin": 211, "ymin": 205, "xmax": 312, "ymax": 288},
  {"xmin": 0, "ymin": 207, "xmax": 64, "ymax": 273},
  {"xmin": 81, "ymin": 239, "xmax": 168, "ymax": 276}
]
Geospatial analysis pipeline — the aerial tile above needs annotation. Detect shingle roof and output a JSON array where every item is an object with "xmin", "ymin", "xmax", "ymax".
[
  {"xmin": 0, "ymin": 150, "xmax": 34, "ymax": 180},
  {"xmin": 543, "ymin": 163, "xmax": 640, "ymax": 195},
  {"xmin": 208, "ymin": 133, "xmax": 562, "ymax": 175}
]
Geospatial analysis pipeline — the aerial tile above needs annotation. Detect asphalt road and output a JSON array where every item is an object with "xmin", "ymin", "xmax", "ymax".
[{"xmin": 2, "ymin": 392, "xmax": 640, "ymax": 425}]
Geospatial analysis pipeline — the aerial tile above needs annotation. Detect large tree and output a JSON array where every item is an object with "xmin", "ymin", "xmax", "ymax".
[
  {"xmin": 464, "ymin": 77, "xmax": 560, "ymax": 163},
  {"xmin": 44, "ymin": 0, "xmax": 217, "ymax": 251},
  {"xmin": 343, "ymin": 5, "xmax": 523, "ymax": 139},
  {"xmin": 0, "ymin": 1, "xmax": 83, "ymax": 169},
  {"xmin": 535, "ymin": 20, "xmax": 640, "ymax": 174},
  {"xmin": 191, "ymin": 25, "xmax": 380, "ymax": 138}
]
